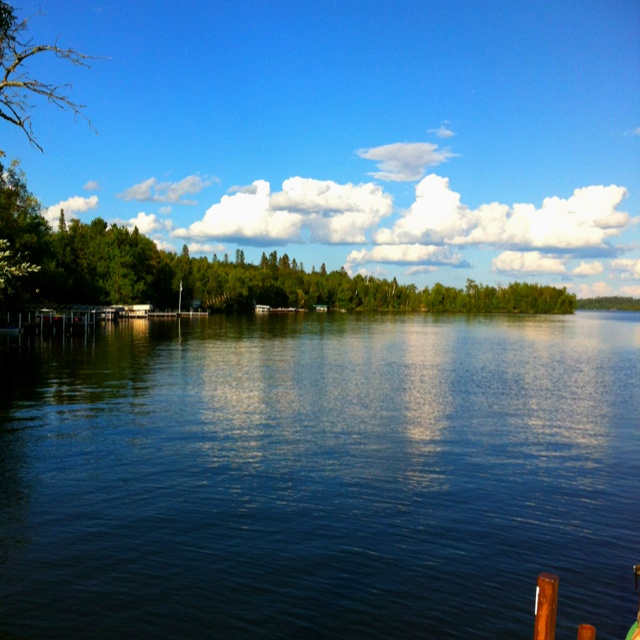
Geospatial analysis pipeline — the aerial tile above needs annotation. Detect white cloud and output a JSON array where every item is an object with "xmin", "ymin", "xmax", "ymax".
[
  {"xmin": 374, "ymin": 174, "xmax": 474, "ymax": 244},
  {"xmin": 619, "ymin": 284, "xmax": 640, "ymax": 296},
  {"xmin": 272, "ymin": 177, "xmax": 393, "ymax": 243},
  {"xmin": 45, "ymin": 195, "xmax": 99, "ymax": 225},
  {"xmin": 572, "ymin": 261, "xmax": 604, "ymax": 276},
  {"xmin": 174, "ymin": 177, "xmax": 393, "ymax": 244},
  {"xmin": 187, "ymin": 242, "xmax": 226, "ymax": 255},
  {"xmin": 345, "ymin": 244, "xmax": 465, "ymax": 275},
  {"xmin": 151, "ymin": 237, "xmax": 175, "ymax": 252},
  {"xmin": 117, "ymin": 175, "xmax": 212, "ymax": 204},
  {"xmin": 575, "ymin": 279, "xmax": 640, "ymax": 299},
  {"xmin": 375, "ymin": 174, "xmax": 631, "ymax": 250},
  {"xmin": 492, "ymin": 251, "xmax": 567, "ymax": 275},
  {"xmin": 358, "ymin": 143, "xmax": 455, "ymax": 181},
  {"xmin": 174, "ymin": 180, "xmax": 302, "ymax": 242},
  {"xmin": 406, "ymin": 265, "xmax": 439, "ymax": 275},
  {"xmin": 125, "ymin": 212, "xmax": 173, "ymax": 235},
  {"xmin": 83, "ymin": 180, "xmax": 101, "ymax": 190},
  {"xmin": 428, "ymin": 123, "xmax": 455, "ymax": 138},
  {"xmin": 610, "ymin": 258, "xmax": 640, "ymax": 279},
  {"xmin": 118, "ymin": 177, "xmax": 156, "ymax": 201},
  {"xmin": 160, "ymin": 175, "xmax": 213, "ymax": 204},
  {"xmin": 575, "ymin": 281, "xmax": 613, "ymax": 299}
]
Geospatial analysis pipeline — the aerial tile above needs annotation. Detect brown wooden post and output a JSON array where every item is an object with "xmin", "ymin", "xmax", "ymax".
[
  {"xmin": 534, "ymin": 572, "xmax": 559, "ymax": 640},
  {"xmin": 577, "ymin": 624, "xmax": 596, "ymax": 640}
]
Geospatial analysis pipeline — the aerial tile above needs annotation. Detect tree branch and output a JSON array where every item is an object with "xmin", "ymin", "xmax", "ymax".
[{"xmin": 0, "ymin": 6, "xmax": 99, "ymax": 151}]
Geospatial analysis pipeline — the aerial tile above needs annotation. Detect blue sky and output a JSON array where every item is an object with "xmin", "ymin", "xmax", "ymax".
[{"xmin": 3, "ymin": 0, "xmax": 639, "ymax": 297}]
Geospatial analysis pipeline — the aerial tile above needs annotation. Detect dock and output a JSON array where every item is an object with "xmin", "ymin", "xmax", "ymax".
[
  {"xmin": 1, "ymin": 305, "xmax": 209, "ymax": 337},
  {"xmin": 254, "ymin": 305, "xmax": 304, "ymax": 314}
]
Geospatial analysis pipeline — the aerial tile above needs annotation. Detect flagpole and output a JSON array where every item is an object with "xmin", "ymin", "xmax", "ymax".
[{"xmin": 178, "ymin": 280, "xmax": 182, "ymax": 317}]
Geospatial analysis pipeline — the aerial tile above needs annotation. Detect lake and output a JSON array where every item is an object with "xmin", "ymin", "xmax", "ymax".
[{"xmin": 1, "ymin": 311, "xmax": 639, "ymax": 639}]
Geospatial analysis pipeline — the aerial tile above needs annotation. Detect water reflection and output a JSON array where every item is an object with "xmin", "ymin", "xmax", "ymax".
[
  {"xmin": 1, "ymin": 313, "xmax": 638, "ymax": 639},
  {"xmin": 402, "ymin": 320, "xmax": 451, "ymax": 440}
]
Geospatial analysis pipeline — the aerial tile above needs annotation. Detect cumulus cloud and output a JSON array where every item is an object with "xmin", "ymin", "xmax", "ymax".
[
  {"xmin": 374, "ymin": 174, "xmax": 631, "ymax": 251},
  {"xmin": 575, "ymin": 281, "xmax": 613, "ymax": 299},
  {"xmin": 117, "ymin": 175, "xmax": 213, "ymax": 205},
  {"xmin": 345, "ymin": 244, "xmax": 466, "ymax": 275},
  {"xmin": 572, "ymin": 261, "xmax": 604, "ymax": 276},
  {"xmin": 124, "ymin": 212, "xmax": 173, "ymax": 235},
  {"xmin": 83, "ymin": 180, "xmax": 101, "ymax": 190},
  {"xmin": 374, "ymin": 175, "xmax": 473, "ymax": 244},
  {"xmin": 357, "ymin": 143, "xmax": 455, "ymax": 181},
  {"xmin": 45, "ymin": 195, "xmax": 99, "ymax": 225},
  {"xmin": 174, "ymin": 180, "xmax": 302, "ymax": 243},
  {"xmin": 174, "ymin": 177, "xmax": 393, "ymax": 245},
  {"xmin": 271, "ymin": 177, "xmax": 393, "ymax": 243},
  {"xmin": 619, "ymin": 284, "xmax": 640, "ymax": 296},
  {"xmin": 492, "ymin": 251, "xmax": 567, "ymax": 275},
  {"xmin": 187, "ymin": 242, "xmax": 226, "ymax": 255},
  {"xmin": 610, "ymin": 258, "xmax": 640, "ymax": 279}
]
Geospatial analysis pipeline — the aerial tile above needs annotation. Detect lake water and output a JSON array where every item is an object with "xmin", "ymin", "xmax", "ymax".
[{"xmin": 1, "ymin": 311, "xmax": 638, "ymax": 639}]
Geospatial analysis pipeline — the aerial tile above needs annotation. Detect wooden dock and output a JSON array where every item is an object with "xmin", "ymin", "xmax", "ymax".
[
  {"xmin": 1, "ymin": 306, "xmax": 210, "ymax": 336},
  {"xmin": 148, "ymin": 310, "xmax": 209, "ymax": 318},
  {"xmin": 2, "ymin": 308, "xmax": 97, "ymax": 336}
]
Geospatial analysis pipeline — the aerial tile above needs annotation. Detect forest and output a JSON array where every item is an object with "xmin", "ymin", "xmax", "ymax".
[
  {"xmin": 576, "ymin": 297, "xmax": 640, "ymax": 311},
  {"xmin": 1, "ymin": 159, "xmax": 576, "ymax": 315}
]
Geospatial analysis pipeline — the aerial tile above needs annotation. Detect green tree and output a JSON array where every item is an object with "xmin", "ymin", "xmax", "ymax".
[
  {"xmin": 0, "ymin": 237, "xmax": 39, "ymax": 297},
  {"xmin": 0, "ymin": 158, "xmax": 50, "ymax": 301}
]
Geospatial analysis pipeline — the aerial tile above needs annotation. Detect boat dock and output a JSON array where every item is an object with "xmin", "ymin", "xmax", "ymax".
[
  {"xmin": 1, "ymin": 307, "xmax": 98, "ymax": 337},
  {"xmin": 1, "ymin": 305, "xmax": 209, "ymax": 336},
  {"xmin": 254, "ymin": 305, "xmax": 306, "ymax": 314}
]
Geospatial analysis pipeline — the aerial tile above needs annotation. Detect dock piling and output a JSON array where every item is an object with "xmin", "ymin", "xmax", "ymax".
[
  {"xmin": 577, "ymin": 623, "xmax": 596, "ymax": 639},
  {"xmin": 534, "ymin": 572, "xmax": 559, "ymax": 640}
]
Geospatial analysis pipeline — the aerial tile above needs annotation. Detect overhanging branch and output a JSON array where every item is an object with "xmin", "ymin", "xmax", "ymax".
[{"xmin": 0, "ymin": 7, "xmax": 101, "ymax": 152}]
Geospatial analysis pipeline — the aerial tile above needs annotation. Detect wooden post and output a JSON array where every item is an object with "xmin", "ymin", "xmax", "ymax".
[
  {"xmin": 577, "ymin": 624, "xmax": 596, "ymax": 640},
  {"xmin": 534, "ymin": 572, "xmax": 559, "ymax": 640}
]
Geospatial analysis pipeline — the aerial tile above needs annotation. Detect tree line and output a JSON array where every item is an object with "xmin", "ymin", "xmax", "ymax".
[
  {"xmin": 576, "ymin": 297, "xmax": 640, "ymax": 311},
  {"xmin": 0, "ymin": 160, "xmax": 576, "ymax": 315}
]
